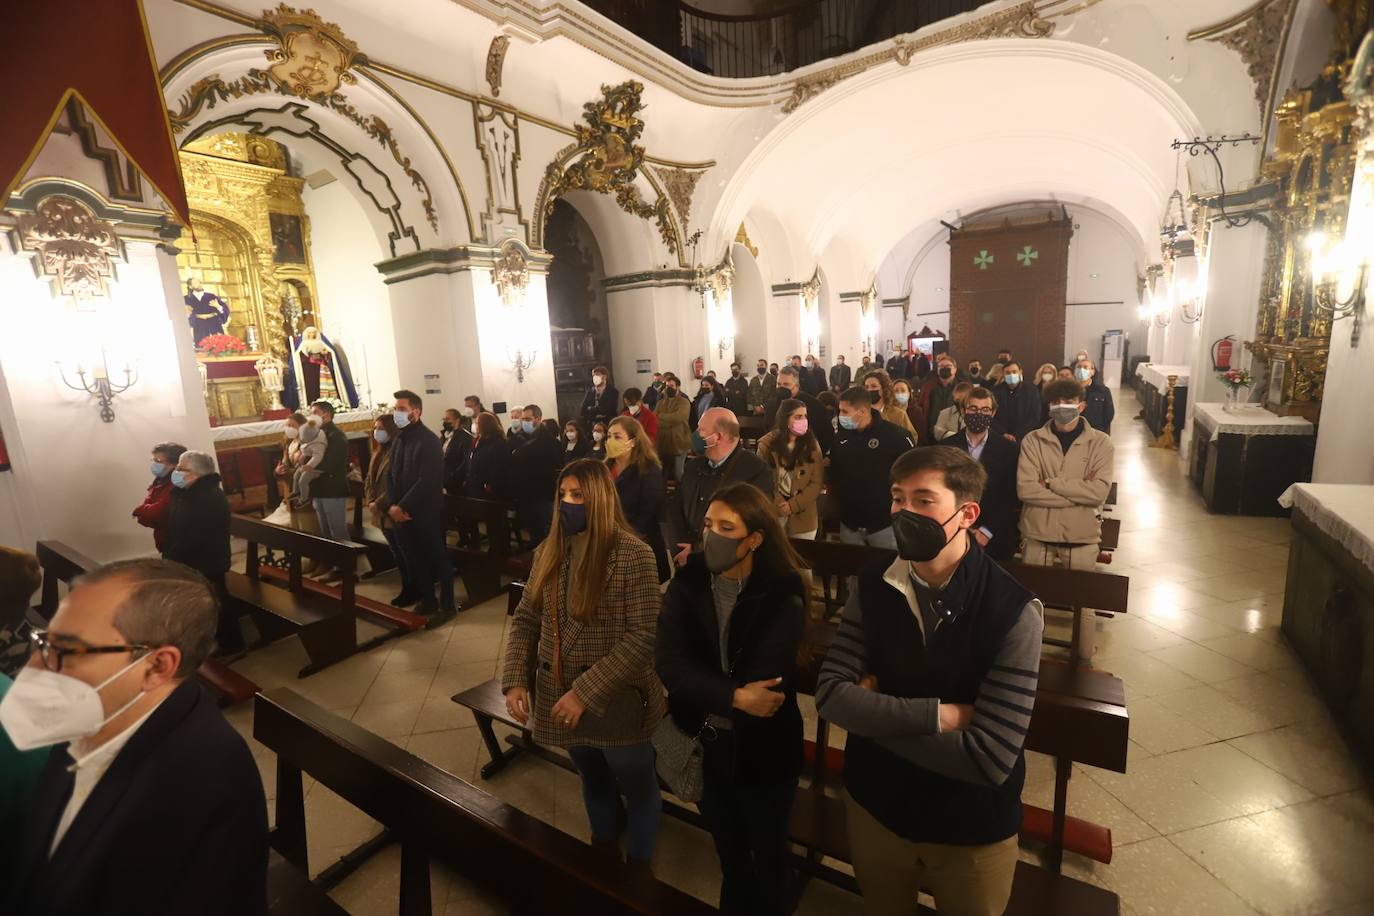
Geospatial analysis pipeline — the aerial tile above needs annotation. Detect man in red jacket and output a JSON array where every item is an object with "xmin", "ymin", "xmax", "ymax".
[
  {"xmin": 622, "ymin": 387, "xmax": 659, "ymax": 442},
  {"xmin": 131, "ymin": 442, "xmax": 187, "ymax": 552}
]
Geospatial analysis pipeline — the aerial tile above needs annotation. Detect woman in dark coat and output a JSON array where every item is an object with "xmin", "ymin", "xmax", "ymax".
[
  {"xmin": 462, "ymin": 412, "xmax": 513, "ymax": 499},
  {"xmin": 606, "ymin": 416, "xmax": 670, "ymax": 582},
  {"xmin": 655, "ymin": 482, "xmax": 808, "ymax": 916},
  {"xmin": 161, "ymin": 449, "xmax": 238, "ymax": 653},
  {"xmin": 561, "ymin": 419, "xmax": 591, "ymax": 467},
  {"xmin": 1076, "ymin": 357, "xmax": 1116, "ymax": 433}
]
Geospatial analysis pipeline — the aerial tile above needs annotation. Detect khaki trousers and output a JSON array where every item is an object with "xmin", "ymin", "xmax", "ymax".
[
  {"xmin": 1021, "ymin": 538, "xmax": 1100, "ymax": 660},
  {"xmin": 846, "ymin": 794, "xmax": 1018, "ymax": 916}
]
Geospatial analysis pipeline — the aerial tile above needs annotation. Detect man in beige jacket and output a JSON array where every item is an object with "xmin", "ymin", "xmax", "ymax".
[{"xmin": 1017, "ymin": 379, "xmax": 1114, "ymax": 659}]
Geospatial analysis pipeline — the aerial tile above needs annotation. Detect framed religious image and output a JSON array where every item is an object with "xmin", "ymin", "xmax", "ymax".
[
  {"xmin": 269, "ymin": 212, "xmax": 305, "ymax": 264},
  {"xmin": 1266, "ymin": 358, "xmax": 1287, "ymax": 409}
]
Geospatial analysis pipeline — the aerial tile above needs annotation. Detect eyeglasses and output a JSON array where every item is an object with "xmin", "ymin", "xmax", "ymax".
[
  {"xmin": 964, "ymin": 407, "xmax": 995, "ymax": 416},
  {"xmin": 27, "ymin": 628, "xmax": 153, "ymax": 674}
]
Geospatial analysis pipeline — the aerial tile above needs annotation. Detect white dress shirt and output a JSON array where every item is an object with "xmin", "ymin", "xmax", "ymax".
[{"xmin": 49, "ymin": 703, "xmax": 162, "ymax": 857}]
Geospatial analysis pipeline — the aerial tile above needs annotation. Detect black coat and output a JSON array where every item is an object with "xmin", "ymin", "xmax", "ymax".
[
  {"xmin": 886, "ymin": 355, "xmax": 911, "ymax": 379},
  {"xmin": 514, "ymin": 431, "xmax": 564, "ymax": 506},
  {"xmin": 669, "ymin": 446, "xmax": 774, "ymax": 549},
  {"xmin": 656, "ymin": 556, "xmax": 806, "ymax": 786},
  {"xmin": 462, "ymin": 437, "xmax": 513, "ymax": 499},
  {"xmin": 441, "ymin": 426, "xmax": 473, "ymax": 494},
  {"xmin": 947, "ymin": 430, "xmax": 1022, "ymax": 561},
  {"xmin": 2, "ymin": 680, "xmax": 268, "ymax": 916},
  {"xmin": 614, "ymin": 462, "xmax": 670, "ymax": 582},
  {"xmin": 579, "ymin": 385, "xmax": 620, "ymax": 426},
  {"xmin": 992, "ymin": 381, "xmax": 1045, "ymax": 441},
  {"xmin": 310, "ymin": 422, "xmax": 350, "ymax": 498},
  {"xmin": 723, "ymin": 374, "xmax": 750, "ymax": 414},
  {"xmin": 764, "ymin": 388, "xmax": 835, "ymax": 455},
  {"xmin": 800, "ymin": 365, "xmax": 827, "ymax": 396},
  {"xmin": 1083, "ymin": 382, "xmax": 1116, "ymax": 435},
  {"xmin": 561, "ymin": 437, "xmax": 592, "ymax": 467},
  {"xmin": 162, "ymin": 473, "xmax": 230, "ymax": 579},
  {"xmin": 829, "ymin": 362, "xmax": 852, "ymax": 391},
  {"xmin": 385, "ymin": 419, "xmax": 445, "ymax": 523}
]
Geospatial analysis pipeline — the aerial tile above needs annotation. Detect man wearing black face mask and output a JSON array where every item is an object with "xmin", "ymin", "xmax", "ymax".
[
  {"xmin": 946, "ymin": 388, "xmax": 1021, "ymax": 561},
  {"xmin": 723, "ymin": 362, "xmax": 749, "ymax": 414},
  {"xmin": 748, "ymin": 359, "xmax": 775, "ymax": 415},
  {"xmin": 815, "ymin": 447, "xmax": 1043, "ymax": 916},
  {"xmin": 920, "ymin": 355, "xmax": 961, "ymax": 440}
]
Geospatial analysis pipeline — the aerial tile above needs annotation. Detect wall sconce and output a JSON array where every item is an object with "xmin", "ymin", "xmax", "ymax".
[
  {"xmin": 56, "ymin": 349, "xmax": 138, "ymax": 423},
  {"xmin": 1307, "ymin": 230, "xmax": 1368, "ymax": 346},
  {"xmin": 1176, "ymin": 275, "xmax": 1206, "ymax": 324},
  {"xmin": 493, "ymin": 241, "xmax": 539, "ymax": 381}
]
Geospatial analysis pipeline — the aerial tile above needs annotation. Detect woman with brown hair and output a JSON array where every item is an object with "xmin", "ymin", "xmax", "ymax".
[
  {"xmin": 501, "ymin": 459, "xmax": 664, "ymax": 867},
  {"xmin": 363, "ymin": 413, "xmax": 408, "ymax": 601},
  {"xmin": 891, "ymin": 378, "xmax": 928, "ymax": 446},
  {"xmin": 266, "ymin": 413, "xmax": 320, "ymax": 535},
  {"xmin": 561, "ymin": 418, "xmax": 591, "ymax": 467},
  {"xmin": 606, "ymin": 416, "xmax": 670, "ymax": 582},
  {"xmin": 655, "ymin": 481, "xmax": 809, "ymax": 916},
  {"xmin": 756, "ymin": 398, "xmax": 823, "ymax": 540},
  {"xmin": 862, "ymin": 368, "xmax": 919, "ymax": 440},
  {"xmin": 461, "ymin": 411, "xmax": 511, "ymax": 499}
]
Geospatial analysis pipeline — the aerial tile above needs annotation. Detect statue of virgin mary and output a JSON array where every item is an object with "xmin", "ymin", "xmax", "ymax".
[{"xmin": 282, "ymin": 325, "xmax": 360, "ymax": 410}]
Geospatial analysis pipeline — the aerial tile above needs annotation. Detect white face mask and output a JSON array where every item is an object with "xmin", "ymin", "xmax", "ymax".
[
  {"xmin": 284, "ymin": 426, "xmax": 300, "ymax": 440},
  {"xmin": 593, "ymin": 375, "xmax": 605, "ymax": 387},
  {"xmin": 393, "ymin": 409, "xmax": 412, "ymax": 429},
  {"xmin": 460, "ymin": 406, "xmax": 475, "ymax": 418},
  {"xmin": 593, "ymin": 431, "xmax": 605, "ymax": 442},
  {"xmin": 0, "ymin": 654, "xmax": 150, "ymax": 751},
  {"xmin": 628, "ymin": 403, "xmax": 641, "ymax": 415}
]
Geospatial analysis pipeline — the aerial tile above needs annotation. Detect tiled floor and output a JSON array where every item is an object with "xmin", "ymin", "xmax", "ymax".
[{"xmin": 225, "ymin": 395, "xmax": 1373, "ymax": 915}]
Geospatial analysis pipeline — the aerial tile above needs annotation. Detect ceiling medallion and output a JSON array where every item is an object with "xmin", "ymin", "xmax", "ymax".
[
  {"xmin": 260, "ymin": 4, "xmax": 363, "ymax": 98},
  {"xmin": 12, "ymin": 195, "xmax": 123, "ymax": 301},
  {"xmin": 539, "ymin": 80, "xmax": 678, "ymax": 254},
  {"xmin": 782, "ymin": 1, "xmax": 1054, "ymax": 114}
]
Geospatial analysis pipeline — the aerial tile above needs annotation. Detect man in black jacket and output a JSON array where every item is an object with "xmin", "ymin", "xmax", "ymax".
[
  {"xmin": 380, "ymin": 390, "xmax": 456, "ymax": 625},
  {"xmin": 512, "ymin": 404, "xmax": 563, "ymax": 545},
  {"xmin": 830, "ymin": 387, "xmax": 914, "ymax": 548},
  {"xmin": 2, "ymin": 559, "xmax": 268, "ymax": 916},
  {"xmin": 765, "ymin": 365, "xmax": 835, "ymax": 455},
  {"xmin": 947, "ymin": 388, "xmax": 1022, "ymax": 561},
  {"xmin": 991, "ymin": 362, "xmax": 1045, "ymax": 442},
  {"xmin": 886, "ymin": 348, "xmax": 911, "ymax": 380},
  {"xmin": 579, "ymin": 365, "xmax": 619, "ymax": 427},
  {"xmin": 308, "ymin": 400, "xmax": 350, "ymax": 542},
  {"xmin": 801, "ymin": 354, "xmax": 827, "ymax": 396},
  {"xmin": 162, "ymin": 450, "xmax": 239, "ymax": 654},
  {"xmin": 722, "ymin": 362, "xmax": 749, "ymax": 415},
  {"xmin": 829, "ymin": 353, "xmax": 852, "ymax": 392},
  {"xmin": 439, "ymin": 407, "xmax": 473, "ymax": 494},
  {"xmin": 669, "ymin": 407, "xmax": 773, "ymax": 566}
]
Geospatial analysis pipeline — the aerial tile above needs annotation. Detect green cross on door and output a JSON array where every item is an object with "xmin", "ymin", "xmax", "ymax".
[
  {"xmin": 974, "ymin": 250, "xmax": 993, "ymax": 270},
  {"xmin": 1017, "ymin": 245, "xmax": 1039, "ymax": 267}
]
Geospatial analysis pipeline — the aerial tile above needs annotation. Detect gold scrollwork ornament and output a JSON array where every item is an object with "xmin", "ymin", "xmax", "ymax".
[{"xmin": 12, "ymin": 195, "xmax": 123, "ymax": 301}]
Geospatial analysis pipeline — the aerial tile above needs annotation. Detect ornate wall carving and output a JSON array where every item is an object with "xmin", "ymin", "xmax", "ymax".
[
  {"xmin": 10, "ymin": 195, "xmax": 123, "ymax": 302},
  {"xmin": 486, "ymin": 34, "xmax": 510, "ymax": 97},
  {"xmin": 652, "ymin": 165, "xmax": 703, "ymax": 229},
  {"xmin": 1189, "ymin": 0, "xmax": 1297, "ymax": 112}
]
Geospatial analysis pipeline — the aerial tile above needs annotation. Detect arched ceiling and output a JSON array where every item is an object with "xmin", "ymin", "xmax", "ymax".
[{"xmin": 711, "ymin": 39, "xmax": 1203, "ymax": 285}]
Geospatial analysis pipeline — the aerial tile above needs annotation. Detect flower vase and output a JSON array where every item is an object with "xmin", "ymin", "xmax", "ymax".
[{"xmin": 1223, "ymin": 389, "xmax": 1237, "ymax": 412}]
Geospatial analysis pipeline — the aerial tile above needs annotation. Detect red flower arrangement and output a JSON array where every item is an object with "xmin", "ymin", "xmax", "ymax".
[
  {"xmin": 1216, "ymin": 368, "xmax": 1253, "ymax": 391},
  {"xmin": 197, "ymin": 333, "xmax": 248, "ymax": 357}
]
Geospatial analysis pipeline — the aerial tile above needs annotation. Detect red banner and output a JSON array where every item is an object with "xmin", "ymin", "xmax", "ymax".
[{"xmin": 0, "ymin": 0, "xmax": 191, "ymax": 226}]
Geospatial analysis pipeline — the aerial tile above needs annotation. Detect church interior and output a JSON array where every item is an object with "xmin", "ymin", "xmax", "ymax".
[{"xmin": 2, "ymin": 0, "xmax": 1374, "ymax": 913}]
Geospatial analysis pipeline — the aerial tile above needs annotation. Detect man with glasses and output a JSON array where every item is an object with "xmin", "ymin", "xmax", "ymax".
[
  {"xmin": 946, "ymin": 387, "xmax": 1022, "ymax": 561},
  {"xmin": 1, "ymin": 558, "xmax": 268, "ymax": 915}
]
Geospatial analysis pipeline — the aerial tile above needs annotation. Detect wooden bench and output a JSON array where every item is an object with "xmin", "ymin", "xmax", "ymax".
[
  {"xmin": 254, "ymin": 687, "xmax": 717, "ymax": 915},
  {"xmin": 346, "ymin": 478, "xmax": 397, "ymax": 579},
  {"xmin": 789, "ymin": 536, "xmax": 874, "ymax": 620},
  {"xmin": 1003, "ymin": 559, "xmax": 1130, "ymax": 669},
  {"xmin": 31, "ymin": 540, "xmax": 259, "ymax": 706},
  {"xmin": 228, "ymin": 515, "xmax": 410, "ymax": 678},
  {"xmin": 444, "ymin": 495, "xmax": 533, "ymax": 607}
]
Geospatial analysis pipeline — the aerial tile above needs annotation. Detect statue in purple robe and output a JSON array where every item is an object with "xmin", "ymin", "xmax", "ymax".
[{"xmin": 185, "ymin": 277, "xmax": 231, "ymax": 344}]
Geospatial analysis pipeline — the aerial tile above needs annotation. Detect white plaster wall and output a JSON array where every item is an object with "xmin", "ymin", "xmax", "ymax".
[
  {"xmin": 1064, "ymin": 208, "xmax": 1148, "ymax": 368},
  {"xmin": 731, "ymin": 245, "xmax": 769, "ymax": 367},
  {"xmin": 1313, "ymin": 273, "xmax": 1374, "ymax": 483},
  {"xmin": 305, "ymin": 181, "xmax": 398, "ymax": 409},
  {"xmin": 606, "ymin": 287, "xmax": 662, "ymax": 390},
  {"xmin": 827, "ymin": 296, "xmax": 863, "ymax": 367},
  {"xmin": 385, "ymin": 271, "xmax": 484, "ymax": 410},
  {"xmin": 0, "ymin": 240, "xmax": 214, "ymax": 561}
]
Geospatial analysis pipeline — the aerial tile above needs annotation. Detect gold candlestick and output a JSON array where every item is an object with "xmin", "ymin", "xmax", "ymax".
[{"xmin": 1151, "ymin": 373, "xmax": 1179, "ymax": 450}]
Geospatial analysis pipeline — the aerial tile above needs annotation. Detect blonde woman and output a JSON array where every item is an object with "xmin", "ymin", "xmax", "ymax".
[
  {"xmin": 501, "ymin": 459, "xmax": 664, "ymax": 867},
  {"xmin": 606, "ymin": 416, "xmax": 670, "ymax": 582},
  {"xmin": 861, "ymin": 368, "xmax": 919, "ymax": 441},
  {"xmin": 1034, "ymin": 362, "xmax": 1058, "ymax": 396},
  {"xmin": 756, "ymin": 398, "xmax": 823, "ymax": 540}
]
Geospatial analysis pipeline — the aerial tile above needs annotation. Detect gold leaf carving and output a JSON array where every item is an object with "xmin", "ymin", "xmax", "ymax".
[
  {"xmin": 259, "ymin": 3, "xmax": 362, "ymax": 98},
  {"xmin": 1202, "ymin": 0, "xmax": 1294, "ymax": 111},
  {"xmin": 486, "ymin": 35, "xmax": 511, "ymax": 97},
  {"xmin": 12, "ymin": 195, "xmax": 122, "ymax": 301},
  {"xmin": 652, "ymin": 166, "xmax": 703, "ymax": 227}
]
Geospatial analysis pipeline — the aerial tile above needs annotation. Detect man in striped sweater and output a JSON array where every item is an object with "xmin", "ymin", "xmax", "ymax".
[{"xmin": 816, "ymin": 446, "xmax": 1044, "ymax": 916}]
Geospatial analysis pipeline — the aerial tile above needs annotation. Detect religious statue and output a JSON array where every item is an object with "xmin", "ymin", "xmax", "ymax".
[
  {"xmin": 185, "ymin": 277, "xmax": 231, "ymax": 344},
  {"xmin": 283, "ymin": 325, "xmax": 359, "ymax": 410}
]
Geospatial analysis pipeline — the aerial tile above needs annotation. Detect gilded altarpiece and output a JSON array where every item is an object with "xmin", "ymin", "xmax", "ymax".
[{"xmin": 175, "ymin": 133, "xmax": 322, "ymax": 422}]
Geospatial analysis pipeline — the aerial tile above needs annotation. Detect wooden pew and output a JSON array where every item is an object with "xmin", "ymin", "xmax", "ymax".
[
  {"xmin": 1002, "ymin": 559, "xmax": 1130, "ymax": 668},
  {"xmin": 254, "ymin": 688, "xmax": 717, "ymax": 916},
  {"xmin": 788, "ymin": 536, "xmax": 875, "ymax": 620},
  {"xmin": 30, "ymin": 540, "xmax": 258, "ymax": 706},
  {"xmin": 228, "ymin": 515, "xmax": 408, "ymax": 678},
  {"xmin": 346, "ymin": 478, "xmax": 397, "ymax": 578},
  {"xmin": 444, "ymin": 495, "xmax": 533, "ymax": 607}
]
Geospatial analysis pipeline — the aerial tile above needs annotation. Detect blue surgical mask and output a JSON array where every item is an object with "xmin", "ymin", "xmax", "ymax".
[
  {"xmin": 1075, "ymin": 367, "xmax": 1092, "ymax": 381},
  {"xmin": 373, "ymin": 429, "xmax": 390, "ymax": 444},
  {"xmin": 171, "ymin": 470, "xmax": 190, "ymax": 489},
  {"xmin": 559, "ymin": 501, "xmax": 588, "ymax": 535},
  {"xmin": 521, "ymin": 419, "xmax": 536, "ymax": 434},
  {"xmin": 1005, "ymin": 373, "xmax": 1022, "ymax": 387},
  {"xmin": 393, "ymin": 409, "xmax": 411, "ymax": 429},
  {"xmin": 839, "ymin": 414, "xmax": 860, "ymax": 431},
  {"xmin": 150, "ymin": 461, "xmax": 170, "ymax": 478}
]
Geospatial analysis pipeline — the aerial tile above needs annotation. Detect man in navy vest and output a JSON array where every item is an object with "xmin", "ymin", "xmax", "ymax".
[{"xmin": 815, "ymin": 446, "xmax": 1043, "ymax": 915}]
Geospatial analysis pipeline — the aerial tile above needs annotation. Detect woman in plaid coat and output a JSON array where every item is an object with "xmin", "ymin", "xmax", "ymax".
[{"xmin": 501, "ymin": 459, "xmax": 665, "ymax": 866}]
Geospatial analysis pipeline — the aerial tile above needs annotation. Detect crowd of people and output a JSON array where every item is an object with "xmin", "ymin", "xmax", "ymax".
[{"xmin": 1, "ymin": 344, "xmax": 1118, "ymax": 916}]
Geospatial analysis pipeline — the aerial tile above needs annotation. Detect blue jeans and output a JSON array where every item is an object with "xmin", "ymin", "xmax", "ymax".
[
  {"xmin": 839, "ymin": 523, "xmax": 897, "ymax": 549},
  {"xmin": 396, "ymin": 515, "xmax": 456, "ymax": 611},
  {"xmin": 313, "ymin": 497, "xmax": 348, "ymax": 540},
  {"xmin": 566, "ymin": 742, "xmax": 662, "ymax": 863}
]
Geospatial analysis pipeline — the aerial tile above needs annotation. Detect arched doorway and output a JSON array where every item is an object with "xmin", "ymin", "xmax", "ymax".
[{"xmin": 544, "ymin": 198, "xmax": 611, "ymax": 421}]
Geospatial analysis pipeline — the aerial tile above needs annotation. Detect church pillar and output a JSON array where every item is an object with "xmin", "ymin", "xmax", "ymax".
[
  {"xmin": 376, "ymin": 242, "xmax": 556, "ymax": 418},
  {"xmin": 834, "ymin": 285, "xmax": 874, "ymax": 368},
  {"xmin": 603, "ymin": 270, "xmax": 711, "ymax": 392},
  {"xmin": 1187, "ymin": 221, "xmax": 1267, "ymax": 405}
]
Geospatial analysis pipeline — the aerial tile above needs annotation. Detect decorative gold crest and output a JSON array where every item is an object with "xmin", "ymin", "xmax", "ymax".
[
  {"xmin": 259, "ymin": 4, "xmax": 362, "ymax": 99},
  {"xmin": 12, "ymin": 195, "xmax": 123, "ymax": 301}
]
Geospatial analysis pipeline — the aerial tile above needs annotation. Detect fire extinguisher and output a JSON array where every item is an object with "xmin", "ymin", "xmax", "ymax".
[
  {"xmin": 692, "ymin": 356, "xmax": 705, "ymax": 379},
  {"xmin": 1212, "ymin": 336, "xmax": 1234, "ymax": 371}
]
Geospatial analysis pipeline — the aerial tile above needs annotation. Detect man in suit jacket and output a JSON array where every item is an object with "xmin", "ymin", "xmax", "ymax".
[
  {"xmin": 801, "ymin": 354, "xmax": 827, "ymax": 396},
  {"xmin": 947, "ymin": 387, "xmax": 1022, "ymax": 561},
  {"xmin": 669, "ymin": 407, "xmax": 773, "ymax": 566},
  {"xmin": 1, "ymin": 559, "xmax": 268, "ymax": 916},
  {"xmin": 829, "ymin": 353, "xmax": 852, "ymax": 392},
  {"xmin": 439, "ymin": 407, "xmax": 473, "ymax": 494},
  {"xmin": 764, "ymin": 365, "xmax": 835, "ymax": 455},
  {"xmin": 381, "ymin": 389, "xmax": 456, "ymax": 624}
]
